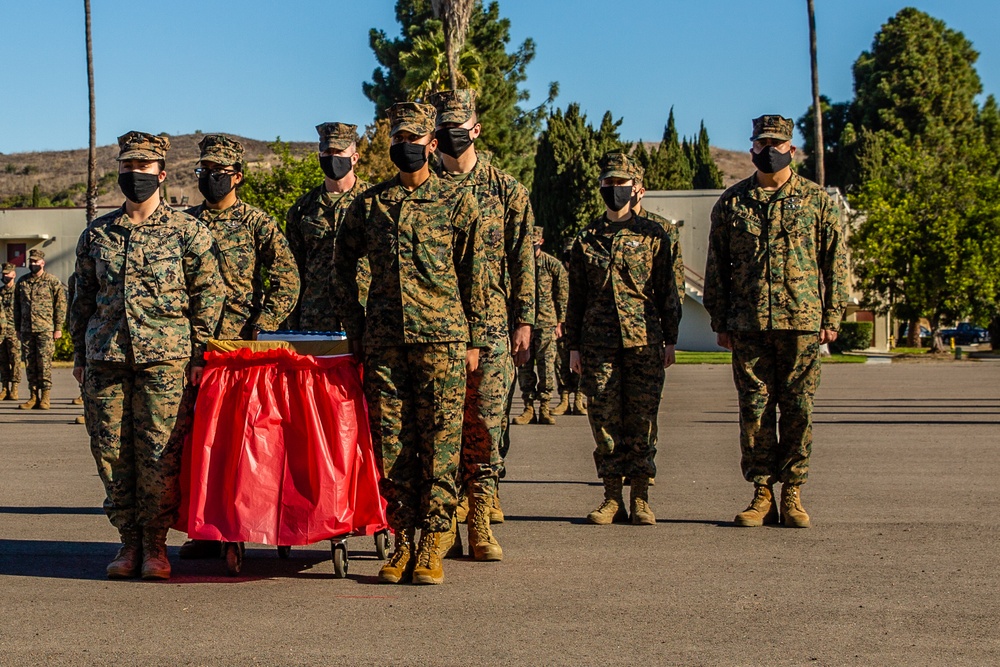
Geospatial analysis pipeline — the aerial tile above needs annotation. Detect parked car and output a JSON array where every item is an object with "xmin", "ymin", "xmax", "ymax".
[
  {"xmin": 940, "ymin": 322, "xmax": 991, "ymax": 345},
  {"xmin": 898, "ymin": 324, "xmax": 931, "ymax": 343}
]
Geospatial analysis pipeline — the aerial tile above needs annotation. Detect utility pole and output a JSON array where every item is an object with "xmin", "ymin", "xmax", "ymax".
[
  {"xmin": 808, "ymin": 0, "xmax": 825, "ymax": 186},
  {"xmin": 85, "ymin": 0, "xmax": 97, "ymax": 223}
]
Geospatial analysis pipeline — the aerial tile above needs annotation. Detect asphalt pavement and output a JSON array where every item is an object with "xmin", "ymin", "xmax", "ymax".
[{"xmin": 1, "ymin": 362, "xmax": 998, "ymax": 666}]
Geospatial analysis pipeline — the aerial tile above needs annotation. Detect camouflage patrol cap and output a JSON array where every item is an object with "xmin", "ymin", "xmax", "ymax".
[
  {"xmin": 116, "ymin": 131, "xmax": 170, "ymax": 161},
  {"xmin": 1, "ymin": 263, "xmax": 15, "ymax": 272},
  {"xmin": 316, "ymin": 122, "xmax": 359, "ymax": 152},
  {"xmin": 387, "ymin": 102, "xmax": 437, "ymax": 137},
  {"xmin": 751, "ymin": 115, "xmax": 794, "ymax": 142},
  {"xmin": 598, "ymin": 151, "xmax": 633, "ymax": 181},
  {"xmin": 630, "ymin": 161, "xmax": 646, "ymax": 185},
  {"xmin": 28, "ymin": 249, "xmax": 44, "ymax": 260},
  {"xmin": 532, "ymin": 226, "xmax": 544, "ymax": 243},
  {"xmin": 428, "ymin": 89, "xmax": 477, "ymax": 125},
  {"xmin": 197, "ymin": 134, "xmax": 244, "ymax": 166}
]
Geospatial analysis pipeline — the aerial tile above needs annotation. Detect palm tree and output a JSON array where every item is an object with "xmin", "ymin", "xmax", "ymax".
[
  {"xmin": 84, "ymin": 0, "xmax": 97, "ymax": 222},
  {"xmin": 807, "ymin": 0, "xmax": 825, "ymax": 186},
  {"xmin": 432, "ymin": 0, "xmax": 475, "ymax": 91},
  {"xmin": 400, "ymin": 28, "xmax": 481, "ymax": 99}
]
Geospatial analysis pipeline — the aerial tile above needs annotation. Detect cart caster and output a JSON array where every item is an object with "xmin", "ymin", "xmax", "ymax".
[
  {"xmin": 277, "ymin": 545, "xmax": 291, "ymax": 559},
  {"xmin": 374, "ymin": 529, "xmax": 390, "ymax": 560},
  {"xmin": 331, "ymin": 540, "xmax": 349, "ymax": 578},
  {"xmin": 224, "ymin": 542, "xmax": 245, "ymax": 576}
]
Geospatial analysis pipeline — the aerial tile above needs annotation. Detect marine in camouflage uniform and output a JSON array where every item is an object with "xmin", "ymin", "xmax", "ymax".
[
  {"xmin": 566, "ymin": 151, "xmax": 680, "ymax": 526},
  {"xmin": 513, "ymin": 226, "xmax": 566, "ymax": 426},
  {"xmin": 185, "ymin": 134, "xmax": 299, "ymax": 340},
  {"xmin": 285, "ymin": 122, "xmax": 372, "ymax": 332},
  {"xmin": 629, "ymin": 162, "xmax": 685, "ymax": 310},
  {"xmin": 703, "ymin": 115, "xmax": 848, "ymax": 528},
  {"xmin": 553, "ymin": 242, "xmax": 583, "ymax": 414},
  {"xmin": 332, "ymin": 102, "xmax": 487, "ymax": 585},
  {"xmin": 13, "ymin": 249, "xmax": 67, "ymax": 409},
  {"xmin": 430, "ymin": 88, "xmax": 536, "ymax": 561},
  {"xmin": 73, "ymin": 131, "xmax": 224, "ymax": 579},
  {"xmin": 0, "ymin": 262, "xmax": 21, "ymax": 401}
]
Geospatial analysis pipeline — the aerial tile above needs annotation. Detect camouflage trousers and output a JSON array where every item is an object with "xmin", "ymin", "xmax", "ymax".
[
  {"xmin": 730, "ymin": 331, "xmax": 821, "ymax": 486},
  {"xmin": 555, "ymin": 336, "xmax": 581, "ymax": 395},
  {"xmin": 516, "ymin": 326, "xmax": 556, "ymax": 401},
  {"xmin": 21, "ymin": 332, "xmax": 54, "ymax": 390},
  {"xmin": 0, "ymin": 335, "xmax": 21, "ymax": 384},
  {"xmin": 84, "ymin": 358, "xmax": 195, "ymax": 533},
  {"xmin": 364, "ymin": 342, "xmax": 466, "ymax": 533},
  {"xmin": 581, "ymin": 345, "xmax": 665, "ymax": 479},
  {"xmin": 460, "ymin": 337, "xmax": 514, "ymax": 497}
]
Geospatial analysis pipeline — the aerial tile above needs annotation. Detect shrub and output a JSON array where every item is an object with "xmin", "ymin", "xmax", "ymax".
[{"xmin": 831, "ymin": 321, "xmax": 874, "ymax": 352}]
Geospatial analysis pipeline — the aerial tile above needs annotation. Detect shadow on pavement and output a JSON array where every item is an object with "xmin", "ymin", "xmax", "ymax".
[
  {"xmin": 0, "ymin": 506, "xmax": 105, "ymax": 515},
  {"xmin": 501, "ymin": 480, "xmax": 602, "ymax": 486}
]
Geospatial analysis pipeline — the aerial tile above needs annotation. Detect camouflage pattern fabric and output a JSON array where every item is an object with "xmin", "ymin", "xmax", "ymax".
[
  {"xmin": 555, "ymin": 336, "xmax": 581, "ymax": 395},
  {"xmin": 116, "ymin": 131, "xmax": 169, "ymax": 161},
  {"xmin": 637, "ymin": 206, "xmax": 685, "ymax": 308},
  {"xmin": 429, "ymin": 89, "xmax": 477, "ymax": 125},
  {"xmin": 751, "ymin": 115, "xmax": 794, "ymax": 141},
  {"xmin": 517, "ymin": 327, "xmax": 556, "ymax": 401},
  {"xmin": 186, "ymin": 200, "xmax": 300, "ymax": 339},
  {"xmin": 730, "ymin": 331, "xmax": 820, "ymax": 486},
  {"xmin": 565, "ymin": 215, "xmax": 680, "ymax": 351},
  {"xmin": 332, "ymin": 171, "xmax": 487, "ymax": 348},
  {"xmin": 598, "ymin": 151, "xmax": 633, "ymax": 181},
  {"xmin": 197, "ymin": 134, "xmax": 243, "ymax": 166},
  {"xmin": 533, "ymin": 250, "xmax": 566, "ymax": 328},
  {"xmin": 84, "ymin": 358, "xmax": 194, "ymax": 532},
  {"xmin": 581, "ymin": 344, "xmax": 665, "ymax": 479},
  {"xmin": 13, "ymin": 271, "xmax": 66, "ymax": 334},
  {"xmin": 21, "ymin": 333, "xmax": 55, "ymax": 391},
  {"xmin": 364, "ymin": 343, "xmax": 466, "ymax": 532},
  {"xmin": 284, "ymin": 179, "xmax": 372, "ymax": 331},
  {"xmin": 703, "ymin": 171, "xmax": 848, "ymax": 334},
  {"xmin": 316, "ymin": 122, "xmax": 358, "ymax": 152},
  {"xmin": 0, "ymin": 281, "xmax": 20, "ymax": 385},
  {"xmin": 436, "ymin": 151, "xmax": 535, "ymax": 496},
  {"xmin": 71, "ymin": 201, "xmax": 224, "ymax": 367},
  {"xmin": 387, "ymin": 101, "xmax": 437, "ymax": 138}
]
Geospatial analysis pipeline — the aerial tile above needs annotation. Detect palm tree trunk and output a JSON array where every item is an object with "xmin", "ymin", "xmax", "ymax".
[
  {"xmin": 807, "ymin": 0, "xmax": 825, "ymax": 186},
  {"xmin": 85, "ymin": 0, "xmax": 97, "ymax": 223},
  {"xmin": 433, "ymin": 0, "xmax": 474, "ymax": 91}
]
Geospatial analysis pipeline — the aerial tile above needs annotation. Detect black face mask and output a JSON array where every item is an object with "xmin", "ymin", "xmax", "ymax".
[
  {"xmin": 118, "ymin": 171, "xmax": 160, "ymax": 203},
  {"xmin": 29, "ymin": 264, "xmax": 41, "ymax": 274},
  {"xmin": 198, "ymin": 172, "xmax": 234, "ymax": 204},
  {"xmin": 2, "ymin": 275, "xmax": 12, "ymax": 285},
  {"xmin": 600, "ymin": 185, "xmax": 633, "ymax": 212},
  {"xmin": 389, "ymin": 141, "xmax": 428, "ymax": 173},
  {"xmin": 320, "ymin": 155, "xmax": 354, "ymax": 181},
  {"xmin": 435, "ymin": 127, "xmax": 474, "ymax": 159},
  {"xmin": 751, "ymin": 145, "xmax": 793, "ymax": 174}
]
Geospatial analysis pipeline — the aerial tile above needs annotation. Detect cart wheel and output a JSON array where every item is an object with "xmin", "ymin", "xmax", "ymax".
[
  {"xmin": 374, "ymin": 530, "xmax": 390, "ymax": 560},
  {"xmin": 277, "ymin": 545, "xmax": 291, "ymax": 559},
  {"xmin": 332, "ymin": 541, "xmax": 349, "ymax": 578},
  {"xmin": 225, "ymin": 542, "xmax": 244, "ymax": 577}
]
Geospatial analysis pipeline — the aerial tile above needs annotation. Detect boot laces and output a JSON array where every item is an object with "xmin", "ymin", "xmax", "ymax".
[{"xmin": 416, "ymin": 533, "xmax": 435, "ymax": 567}]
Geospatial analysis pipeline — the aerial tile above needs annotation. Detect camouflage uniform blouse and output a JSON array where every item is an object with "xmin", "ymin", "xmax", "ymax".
[
  {"xmin": 13, "ymin": 272, "xmax": 66, "ymax": 334},
  {"xmin": 534, "ymin": 250, "xmax": 567, "ymax": 328},
  {"xmin": 71, "ymin": 202, "xmax": 224, "ymax": 367},
  {"xmin": 332, "ymin": 172, "xmax": 487, "ymax": 348},
  {"xmin": 186, "ymin": 200, "xmax": 300, "ymax": 340},
  {"xmin": 2, "ymin": 282, "xmax": 20, "ymax": 337},
  {"xmin": 565, "ymin": 214, "xmax": 680, "ymax": 350},
  {"xmin": 437, "ymin": 152, "xmax": 535, "ymax": 344},
  {"xmin": 637, "ymin": 206, "xmax": 685, "ymax": 308},
  {"xmin": 285, "ymin": 178, "xmax": 372, "ymax": 331},
  {"xmin": 703, "ymin": 172, "xmax": 848, "ymax": 333}
]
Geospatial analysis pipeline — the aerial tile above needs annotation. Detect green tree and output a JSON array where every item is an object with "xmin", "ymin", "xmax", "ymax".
[
  {"xmin": 691, "ymin": 121, "xmax": 723, "ymax": 189},
  {"xmin": 530, "ymin": 103, "xmax": 623, "ymax": 251},
  {"xmin": 355, "ymin": 119, "xmax": 396, "ymax": 184},
  {"xmin": 641, "ymin": 107, "xmax": 693, "ymax": 191},
  {"xmin": 796, "ymin": 96, "xmax": 852, "ymax": 187},
  {"xmin": 399, "ymin": 24, "xmax": 482, "ymax": 97},
  {"xmin": 365, "ymin": 0, "xmax": 555, "ymax": 187},
  {"xmin": 241, "ymin": 140, "xmax": 323, "ymax": 227}
]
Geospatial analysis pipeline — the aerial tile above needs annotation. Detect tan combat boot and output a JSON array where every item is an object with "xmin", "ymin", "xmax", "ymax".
[
  {"xmin": 140, "ymin": 528, "xmax": 171, "ymax": 580},
  {"xmin": 573, "ymin": 392, "xmax": 587, "ymax": 416},
  {"xmin": 587, "ymin": 477, "xmax": 628, "ymax": 524},
  {"xmin": 38, "ymin": 389, "xmax": 51, "ymax": 410},
  {"xmin": 734, "ymin": 485, "xmax": 779, "ymax": 527},
  {"xmin": 468, "ymin": 494, "xmax": 503, "ymax": 561},
  {"xmin": 780, "ymin": 484, "xmax": 811, "ymax": 528},
  {"xmin": 436, "ymin": 513, "xmax": 464, "ymax": 559},
  {"xmin": 412, "ymin": 531, "xmax": 446, "ymax": 585},
  {"xmin": 0, "ymin": 382, "xmax": 8, "ymax": 401},
  {"xmin": 75, "ymin": 416, "xmax": 86, "ymax": 425},
  {"xmin": 19, "ymin": 389, "xmax": 37, "ymax": 410},
  {"xmin": 378, "ymin": 528, "xmax": 416, "ymax": 583},
  {"xmin": 538, "ymin": 400, "xmax": 556, "ymax": 425},
  {"xmin": 550, "ymin": 393, "xmax": 570, "ymax": 416},
  {"xmin": 8, "ymin": 383, "xmax": 18, "ymax": 401},
  {"xmin": 72, "ymin": 395, "xmax": 84, "ymax": 406},
  {"xmin": 511, "ymin": 400, "xmax": 535, "ymax": 425},
  {"xmin": 454, "ymin": 494, "xmax": 469, "ymax": 523},
  {"xmin": 106, "ymin": 530, "xmax": 142, "ymax": 579},
  {"xmin": 490, "ymin": 490, "xmax": 504, "ymax": 524},
  {"xmin": 630, "ymin": 478, "xmax": 656, "ymax": 525}
]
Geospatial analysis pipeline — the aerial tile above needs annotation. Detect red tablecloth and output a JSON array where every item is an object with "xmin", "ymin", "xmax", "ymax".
[{"xmin": 177, "ymin": 347, "xmax": 387, "ymax": 545}]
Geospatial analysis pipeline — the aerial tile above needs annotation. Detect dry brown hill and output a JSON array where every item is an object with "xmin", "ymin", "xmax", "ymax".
[{"xmin": 0, "ymin": 134, "xmax": 758, "ymax": 208}]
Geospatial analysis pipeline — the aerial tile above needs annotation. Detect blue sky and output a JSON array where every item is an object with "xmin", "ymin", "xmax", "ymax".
[{"xmin": 1, "ymin": 1, "xmax": 997, "ymax": 155}]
